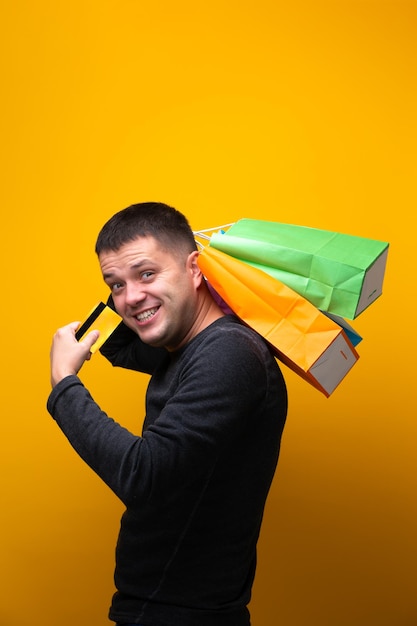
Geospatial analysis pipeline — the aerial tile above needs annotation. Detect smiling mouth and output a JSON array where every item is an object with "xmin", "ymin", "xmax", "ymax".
[{"xmin": 135, "ymin": 307, "xmax": 159, "ymax": 323}]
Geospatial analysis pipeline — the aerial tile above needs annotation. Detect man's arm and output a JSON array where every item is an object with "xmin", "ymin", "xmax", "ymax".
[{"xmin": 47, "ymin": 323, "xmax": 279, "ymax": 508}]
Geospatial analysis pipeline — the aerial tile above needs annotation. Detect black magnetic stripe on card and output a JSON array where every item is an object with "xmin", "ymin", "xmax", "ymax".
[{"xmin": 75, "ymin": 302, "xmax": 106, "ymax": 340}]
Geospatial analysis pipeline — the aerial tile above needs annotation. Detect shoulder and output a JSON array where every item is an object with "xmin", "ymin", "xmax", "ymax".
[
  {"xmin": 181, "ymin": 316, "xmax": 283, "ymax": 387},
  {"xmin": 195, "ymin": 315, "xmax": 273, "ymax": 359}
]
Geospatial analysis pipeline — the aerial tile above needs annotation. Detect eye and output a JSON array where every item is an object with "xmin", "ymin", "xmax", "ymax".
[
  {"xmin": 111, "ymin": 282, "xmax": 124, "ymax": 293},
  {"xmin": 141, "ymin": 271, "xmax": 154, "ymax": 280}
]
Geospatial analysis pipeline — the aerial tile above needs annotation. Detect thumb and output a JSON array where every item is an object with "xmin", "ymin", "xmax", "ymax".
[{"xmin": 80, "ymin": 329, "xmax": 100, "ymax": 352}]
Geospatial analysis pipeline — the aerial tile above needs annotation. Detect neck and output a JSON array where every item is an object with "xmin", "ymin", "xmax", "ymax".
[
  {"xmin": 166, "ymin": 282, "xmax": 226, "ymax": 352},
  {"xmin": 197, "ymin": 281, "xmax": 226, "ymax": 328}
]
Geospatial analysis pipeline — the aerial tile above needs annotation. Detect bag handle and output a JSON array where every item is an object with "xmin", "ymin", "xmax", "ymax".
[{"xmin": 193, "ymin": 223, "xmax": 234, "ymax": 247}]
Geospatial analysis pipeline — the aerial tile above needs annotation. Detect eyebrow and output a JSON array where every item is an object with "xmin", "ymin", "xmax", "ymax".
[{"xmin": 102, "ymin": 259, "xmax": 153, "ymax": 281}]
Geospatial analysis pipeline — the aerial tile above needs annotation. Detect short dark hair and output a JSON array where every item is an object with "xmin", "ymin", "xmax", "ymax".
[{"xmin": 95, "ymin": 202, "xmax": 197, "ymax": 257}]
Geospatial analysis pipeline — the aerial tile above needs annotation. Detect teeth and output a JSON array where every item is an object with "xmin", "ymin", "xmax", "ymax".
[{"xmin": 136, "ymin": 307, "xmax": 158, "ymax": 322}]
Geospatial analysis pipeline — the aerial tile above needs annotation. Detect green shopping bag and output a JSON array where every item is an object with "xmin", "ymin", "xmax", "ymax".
[{"xmin": 208, "ymin": 219, "xmax": 389, "ymax": 319}]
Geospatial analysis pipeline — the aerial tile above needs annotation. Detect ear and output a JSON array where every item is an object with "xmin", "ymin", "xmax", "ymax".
[{"xmin": 187, "ymin": 250, "xmax": 203, "ymax": 286}]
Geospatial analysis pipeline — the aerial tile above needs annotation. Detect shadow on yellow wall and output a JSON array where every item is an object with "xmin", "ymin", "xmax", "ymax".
[{"xmin": 1, "ymin": 1, "xmax": 416, "ymax": 625}]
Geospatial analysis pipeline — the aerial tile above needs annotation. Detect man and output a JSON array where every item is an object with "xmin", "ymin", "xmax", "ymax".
[{"xmin": 48, "ymin": 202, "xmax": 287, "ymax": 626}]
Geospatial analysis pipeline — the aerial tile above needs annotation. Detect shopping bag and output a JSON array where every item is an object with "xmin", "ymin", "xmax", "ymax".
[
  {"xmin": 207, "ymin": 278, "xmax": 363, "ymax": 347},
  {"xmin": 198, "ymin": 245, "xmax": 359, "ymax": 397},
  {"xmin": 322, "ymin": 312, "xmax": 363, "ymax": 347},
  {"xmin": 208, "ymin": 219, "xmax": 389, "ymax": 319}
]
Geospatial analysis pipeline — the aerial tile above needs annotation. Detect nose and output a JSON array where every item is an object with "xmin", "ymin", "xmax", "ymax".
[{"xmin": 124, "ymin": 282, "xmax": 146, "ymax": 307}]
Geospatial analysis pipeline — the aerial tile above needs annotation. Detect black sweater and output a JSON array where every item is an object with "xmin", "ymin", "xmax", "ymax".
[{"xmin": 47, "ymin": 316, "xmax": 287, "ymax": 626}]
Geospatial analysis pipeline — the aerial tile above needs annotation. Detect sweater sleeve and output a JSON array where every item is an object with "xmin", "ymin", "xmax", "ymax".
[
  {"xmin": 47, "ymin": 375, "xmax": 147, "ymax": 503},
  {"xmin": 47, "ymin": 323, "xmax": 284, "ymax": 508},
  {"xmin": 99, "ymin": 319, "xmax": 167, "ymax": 374}
]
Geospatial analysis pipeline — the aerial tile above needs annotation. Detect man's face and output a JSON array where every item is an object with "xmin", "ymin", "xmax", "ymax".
[{"xmin": 99, "ymin": 235, "xmax": 202, "ymax": 351}]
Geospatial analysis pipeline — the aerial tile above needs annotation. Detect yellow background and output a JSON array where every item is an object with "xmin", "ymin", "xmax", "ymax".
[{"xmin": 1, "ymin": 1, "xmax": 416, "ymax": 625}]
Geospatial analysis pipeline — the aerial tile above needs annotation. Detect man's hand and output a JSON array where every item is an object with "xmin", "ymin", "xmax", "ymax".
[{"xmin": 50, "ymin": 321, "xmax": 100, "ymax": 388}]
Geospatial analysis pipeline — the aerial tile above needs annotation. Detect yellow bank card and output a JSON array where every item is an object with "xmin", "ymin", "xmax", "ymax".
[{"xmin": 75, "ymin": 302, "xmax": 121, "ymax": 354}]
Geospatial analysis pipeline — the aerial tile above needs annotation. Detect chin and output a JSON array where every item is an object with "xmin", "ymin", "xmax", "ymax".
[{"xmin": 137, "ymin": 330, "xmax": 165, "ymax": 348}]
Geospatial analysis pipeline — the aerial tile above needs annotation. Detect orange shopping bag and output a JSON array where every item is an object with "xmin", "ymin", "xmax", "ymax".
[{"xmin": 198, "ymin": 245, "xmax": 359, "ymax": 397}]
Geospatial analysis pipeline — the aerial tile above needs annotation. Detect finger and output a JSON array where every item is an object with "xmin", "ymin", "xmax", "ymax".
[{"xmin": 80, "ymin": 329, "xmax": 100, "ymax": 352}]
